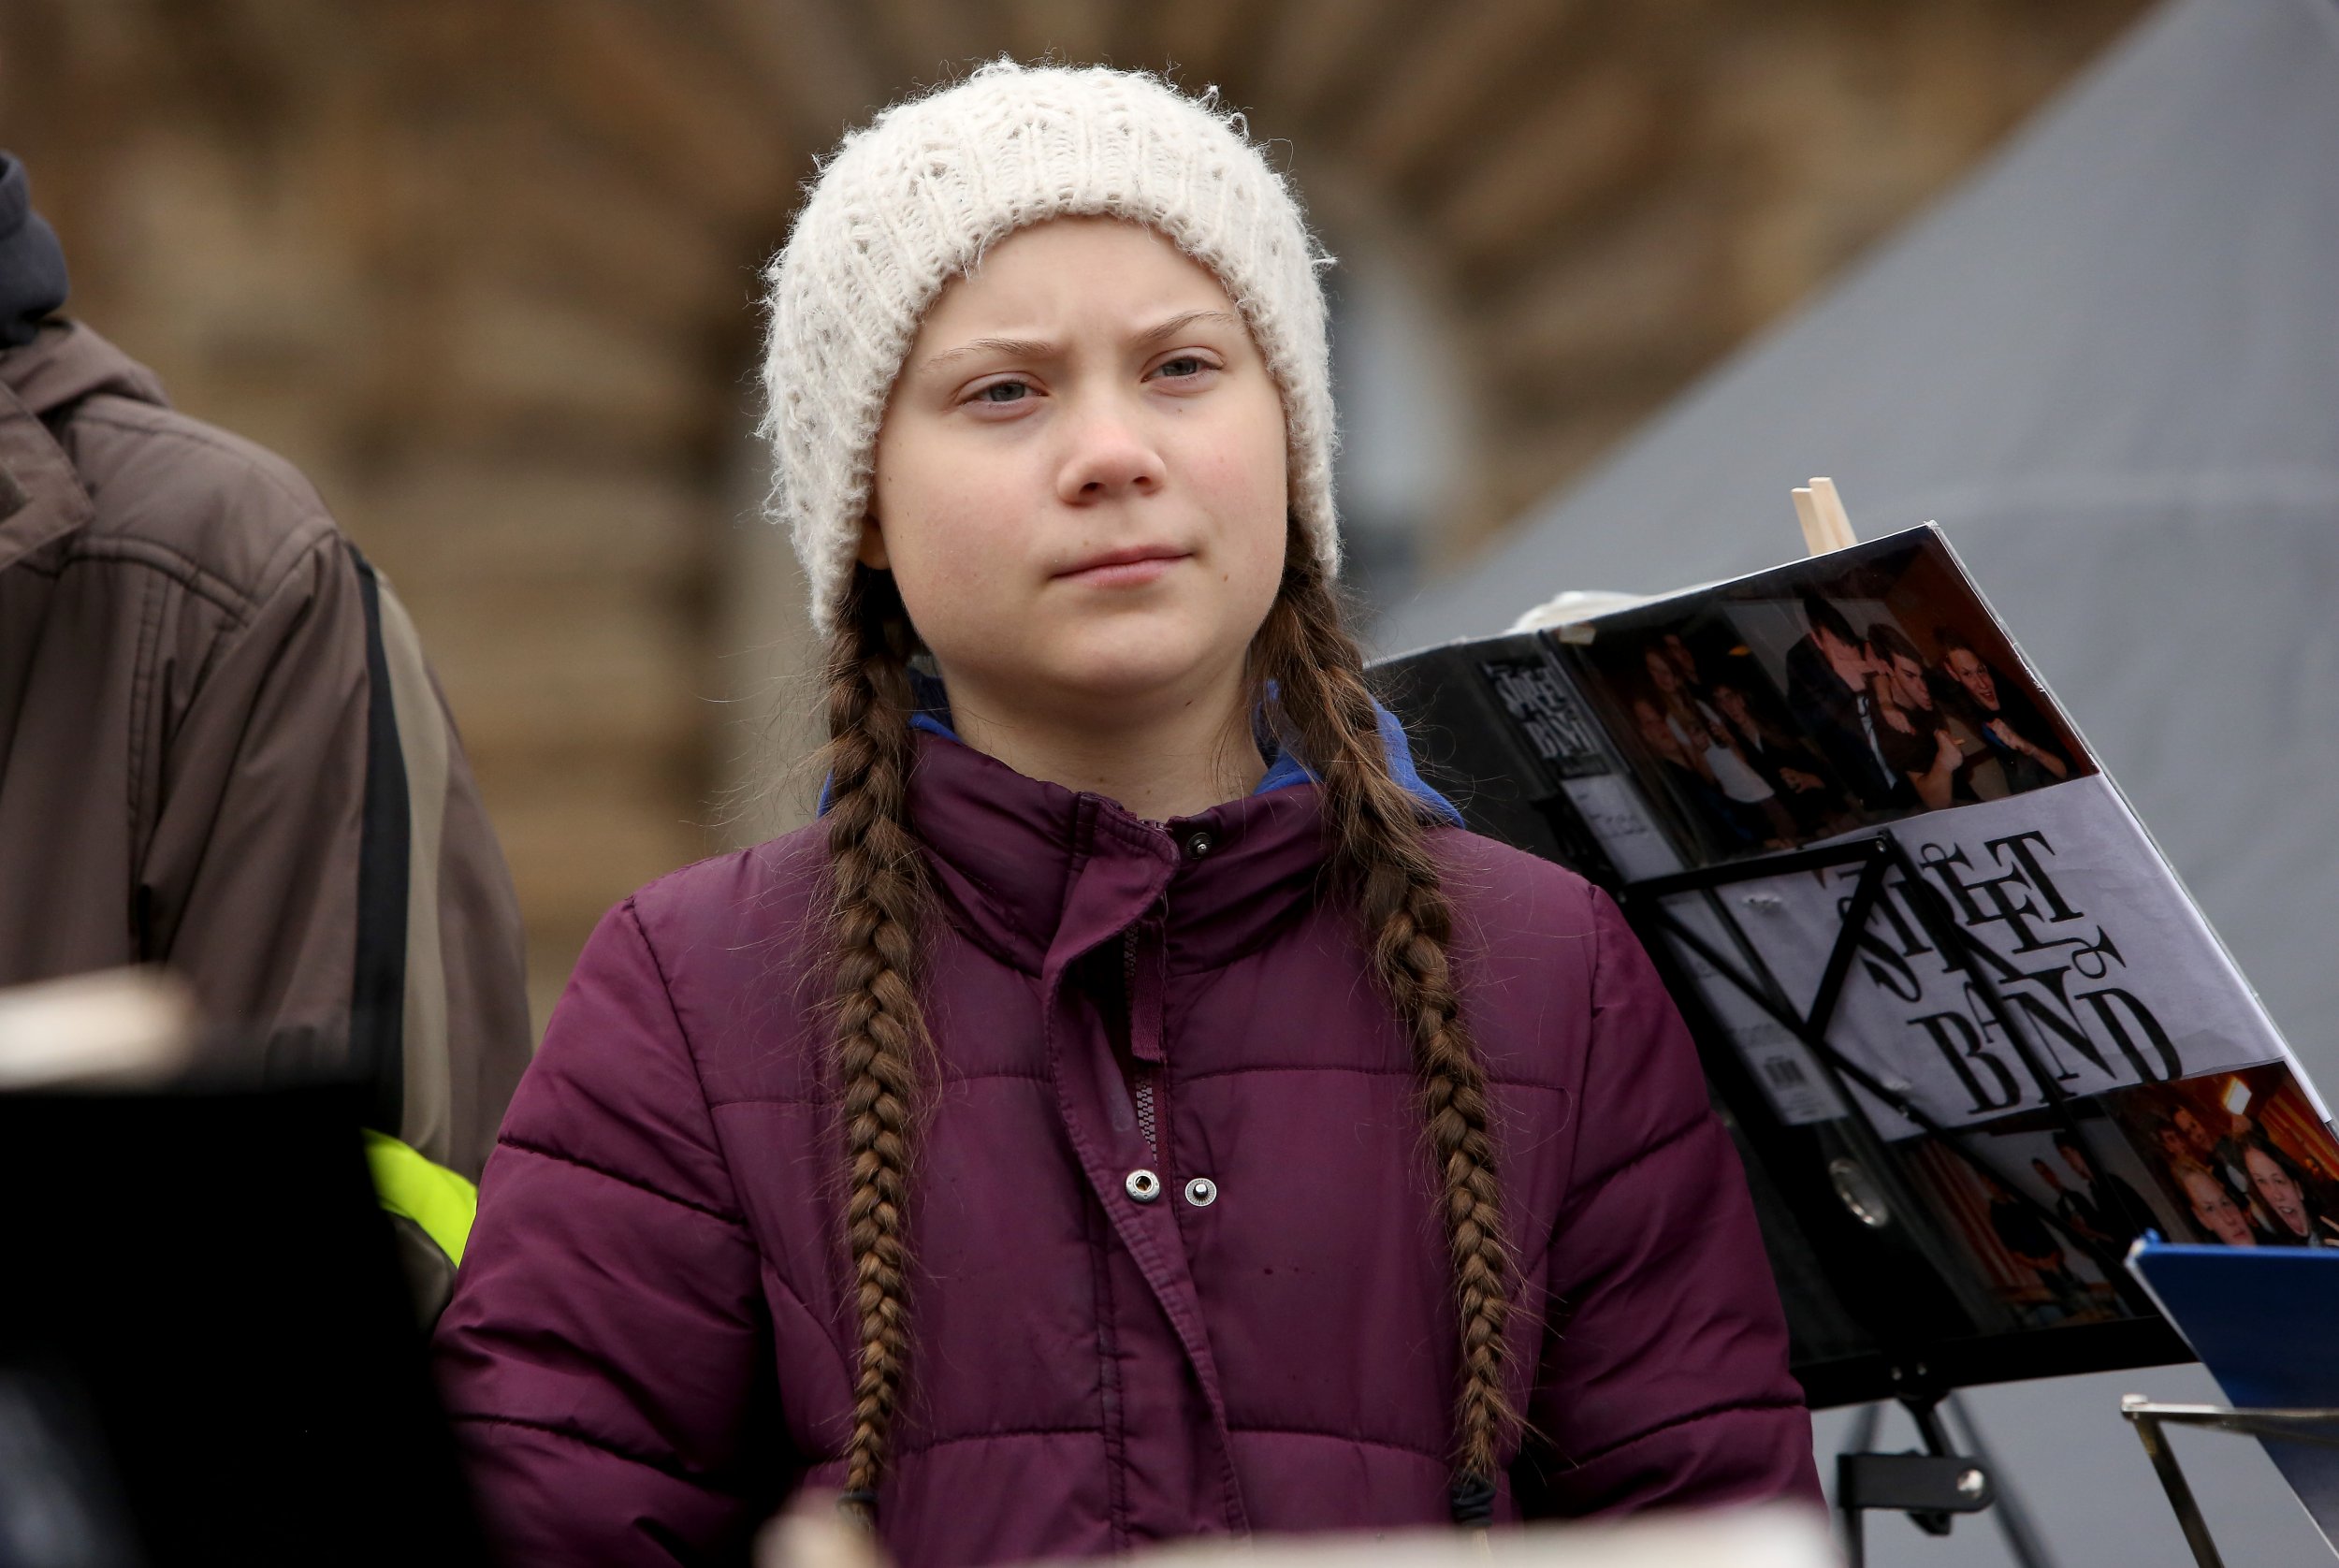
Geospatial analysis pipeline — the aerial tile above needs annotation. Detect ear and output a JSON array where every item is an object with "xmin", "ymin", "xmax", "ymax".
[{"xmin": 855, "ymin": 514, "xmax": 890, "ymax": 570}]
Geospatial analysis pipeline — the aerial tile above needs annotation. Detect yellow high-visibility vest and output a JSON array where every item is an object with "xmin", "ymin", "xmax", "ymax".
[{"xmin": 363, "ymin": 1128, "xmax": 477, "ymax": 1268}]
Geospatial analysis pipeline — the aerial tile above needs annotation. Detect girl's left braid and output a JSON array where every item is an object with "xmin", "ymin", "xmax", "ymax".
[
  {"xmin": 820, "ymin": 568, "xmax": 933, "ymax": 1528},
  {"xmin": 1257, "ymin": 540, "xmax": 1518, "ymax": 1525}
]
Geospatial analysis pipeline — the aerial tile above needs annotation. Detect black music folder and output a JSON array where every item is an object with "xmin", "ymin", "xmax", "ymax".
[{"xmin": 1373, "ymin": 526, "xmax": 2339, "ymax": 1408}]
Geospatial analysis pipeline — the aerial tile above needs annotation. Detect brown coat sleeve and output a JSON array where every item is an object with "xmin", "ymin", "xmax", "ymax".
[{"xmin": 141, "ymin": 533, "xmax": 530, "ymax": 1185}]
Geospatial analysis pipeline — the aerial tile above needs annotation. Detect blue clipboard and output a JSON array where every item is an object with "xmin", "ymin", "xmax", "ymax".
[{"xmin": 2128, "ymin": 1235, "xmax": 2339, "ymax": 1541}]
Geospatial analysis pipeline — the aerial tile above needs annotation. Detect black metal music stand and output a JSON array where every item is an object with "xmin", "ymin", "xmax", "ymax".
[
  {"xmin": 1621, "ymin": 833, "xmax": 2169, "ymax": 1568},
  {"xmin": 2120, "ymin": 1398, "xmax": 2339, "ymax": 1568}
]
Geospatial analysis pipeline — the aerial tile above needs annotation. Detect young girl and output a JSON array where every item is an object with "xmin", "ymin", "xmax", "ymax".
[{"xmin": 433, "ymin": 63, "xmax": 1819, "ymax": 1566}]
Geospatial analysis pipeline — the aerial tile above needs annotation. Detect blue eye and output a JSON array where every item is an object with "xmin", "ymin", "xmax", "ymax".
[
  {"xmin": 977, "ymin": 380, "xmax": 1029, "ymax": 403},
  {"xmin": 1156, "ymin": 356, "xmax": 1206, "ymax": 379}
]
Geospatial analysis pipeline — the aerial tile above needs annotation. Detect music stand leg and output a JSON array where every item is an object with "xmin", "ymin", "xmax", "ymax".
[
  {"xmin": 2123, "ymin": 1409, "xmax": 2226, "ymax": 1568},
  {"xmin": 1836, "ymin": 1395, "xmax": 1998, "ymax": 1566},
  {"xmin": 1946, "ymin": 1392, "xmax": 2056, "ymax": 1568}
]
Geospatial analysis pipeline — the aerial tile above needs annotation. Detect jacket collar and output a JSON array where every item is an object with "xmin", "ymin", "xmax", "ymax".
[
  {"xmin": 0, "ymin": 319, "xmax": 167, "ymax": 420},
  {"xmin": 900, "ymin": 701, "xmax": 1458, "ymax": 977},
  {"xmin": 905, "ymin": 733, "xmax": 1328, "ymax": 978},
  {"xmin": 0, "ymin": 322, "xmax": 167, "ymax": 574}
]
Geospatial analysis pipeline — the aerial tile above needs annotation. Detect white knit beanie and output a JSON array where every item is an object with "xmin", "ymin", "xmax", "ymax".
[{"xmin": 760, "ymin": 61, "xmax": 1339, "ymax": 636}]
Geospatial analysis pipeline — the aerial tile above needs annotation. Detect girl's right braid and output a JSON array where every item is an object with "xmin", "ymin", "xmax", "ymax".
[
  {"xmin": 820, "ymin": 568, "xmax": 933, "ymax": 1529},
  {"xmin": 1258, "ymin": 555, "xmax": 1518, "ymax": 1526}
]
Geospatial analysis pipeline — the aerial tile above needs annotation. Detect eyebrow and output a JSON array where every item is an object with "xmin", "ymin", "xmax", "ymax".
[
  {"xmin": 1135, "ymin": 309, "xmax": 1243, "ymax": 346},
  {"xmin": 916, "ymin": 310, "xmax": 1244, "ymax": 375},
  {"xmin": 918, "ymin": 336, "xmax": 1056, "ymax": 375}
]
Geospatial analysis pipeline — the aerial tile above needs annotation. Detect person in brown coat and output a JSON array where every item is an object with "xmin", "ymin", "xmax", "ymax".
[{"xmin": 0, "ymin": 152, "xmax": 530, "ymax": 1310}]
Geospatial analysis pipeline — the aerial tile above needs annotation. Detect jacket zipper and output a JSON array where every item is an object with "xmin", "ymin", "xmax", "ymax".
[{"xmin": 1123, "ymin": 926, "xmax": 1159, "ymax": 1162}]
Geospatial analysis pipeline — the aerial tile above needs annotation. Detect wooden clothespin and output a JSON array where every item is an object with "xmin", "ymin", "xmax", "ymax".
[{"xmin": 1792, "ymin": 475, "xmax": 1857, "ymax": 556}]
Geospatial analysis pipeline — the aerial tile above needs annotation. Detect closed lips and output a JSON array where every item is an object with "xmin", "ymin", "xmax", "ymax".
[{"xmin": 1054, "ymin": 546, "xmax": 1190, "ymax": 581}]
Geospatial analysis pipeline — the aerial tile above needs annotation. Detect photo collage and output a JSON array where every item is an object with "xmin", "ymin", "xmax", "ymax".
[
  {"xmin": 1556, "ymin": 530, "xmax": 2094, "ymax": 868},
  {"xmin": 1535, "ymin": 529, "xmax": 2339, "ymax": 1337},
  {"xmin": 1884, "ymin": 1063, "xmax": 2339, "ymax": 1330}
]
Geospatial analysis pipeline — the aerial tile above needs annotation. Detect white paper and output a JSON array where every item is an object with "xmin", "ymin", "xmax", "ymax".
[{"xmin": 1562, "ymin": 774, "xmax": 1684, "ymax": 883}]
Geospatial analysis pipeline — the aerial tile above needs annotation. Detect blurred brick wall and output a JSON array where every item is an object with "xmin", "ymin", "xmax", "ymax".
[{"xmin": 0, "ymin": 0, "xmax": 2149, "ymax": 1029}]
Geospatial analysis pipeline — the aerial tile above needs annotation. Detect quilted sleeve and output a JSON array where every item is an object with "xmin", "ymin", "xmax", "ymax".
[
  {"xmin": 432, "ymin": 897, "xmax": 788, "ymax": 1563},
  {"xmin": 1514, "ymin": 887, "xmax": 1822, "ymax": 1517}
]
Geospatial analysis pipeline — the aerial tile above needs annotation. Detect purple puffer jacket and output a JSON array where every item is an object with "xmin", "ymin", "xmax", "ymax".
[{"xmin": 433, "ymin": 733, "xmax": 1819, "ymax": 1565}]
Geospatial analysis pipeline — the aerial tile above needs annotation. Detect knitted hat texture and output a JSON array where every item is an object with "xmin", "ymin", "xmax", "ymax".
[{"xmin": 760, "ymin": 61, "xmax": 1339, "ymax": 636}]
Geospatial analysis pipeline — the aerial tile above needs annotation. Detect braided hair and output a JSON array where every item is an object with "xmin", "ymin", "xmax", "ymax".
[
  {"xmin": 818, "ymin": 569, "xmax": 930, "ymax": 1526},
  {"xmin": 817, "ymin": 540, "xmax": 1514, "ymax": 1528}
]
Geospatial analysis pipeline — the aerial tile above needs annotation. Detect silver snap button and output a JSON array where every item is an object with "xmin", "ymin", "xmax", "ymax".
[
  {"xmin": 1184, "ymin": 1176, "xmax": 1218, "ymax": 1208},
  {"xmin": 1125, "ymin": 1169, "xmax": 1161, "ymax": 1203},
  {"xmin": 1183, "ymin": 829, "xmax": 1216, "ymax": 860}
]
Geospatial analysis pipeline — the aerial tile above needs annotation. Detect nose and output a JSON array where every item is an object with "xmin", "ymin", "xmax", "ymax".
[{"xmin": 1055, "ymin": 397, "xmax": 1164, "ymax": 506}]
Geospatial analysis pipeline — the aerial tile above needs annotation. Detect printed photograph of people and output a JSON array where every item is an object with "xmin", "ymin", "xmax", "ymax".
[
  {"xmin": 2101, "ymin": 1063, "xmax": 2339, "ymax": 1248},
  {"xmin": 1617, "ymin": 621, "xmax": 1858, "ymax": 862},
  {"xmin": 1933, "ymin": 629, "xmax": 2076, "ymax": 795},
  {"xmin": 1572, "ymin": 608, "xmax": 1867, "ymax": 864},
  {"xmin": 1560, "ymin": 530, "xmax": 2094, "ymax": 867},
  {"xmin": 1896, "ymin": 1126, "xmax": 2133, "ymax": 1328},
  {"xmin": 2045, "ymin": 1126, "xmax": 2165, "ymax": 1255},
  {"xmin": 1784, "ymin": 593, "xmax": 1911, "ymax": 812}
]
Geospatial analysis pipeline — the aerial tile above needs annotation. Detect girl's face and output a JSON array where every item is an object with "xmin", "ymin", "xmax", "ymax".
[
  {"xmin": 2247, "ymin": 1148, "xmax": 2309, "ymax": 1234},
  {"xmin": 864, "ymin": 218, "xmax": 1289, "ymax": 729}
]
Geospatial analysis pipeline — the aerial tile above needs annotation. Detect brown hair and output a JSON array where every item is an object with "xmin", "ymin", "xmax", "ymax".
[
  {"xmin": 818, "ymin": 536, "xmax": 1513, "ymax": 1528},
  {"xmin": 1866, "ymin": 621, "xmax": 1925, "ymax": 670}
]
